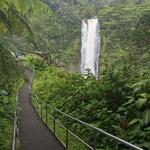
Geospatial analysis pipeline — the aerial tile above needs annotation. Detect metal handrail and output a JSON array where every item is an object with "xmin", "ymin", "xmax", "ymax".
[
  {"xmin": 34, "ymin": 95, "xmax": 143, "ymax": 150},
  {"xmin": 29, "ymin": 67, "xmax": 35, "ymax": 94},
  {"xmin": 12, "ymin": 91, "xmax": 19, "ymax": 150}
]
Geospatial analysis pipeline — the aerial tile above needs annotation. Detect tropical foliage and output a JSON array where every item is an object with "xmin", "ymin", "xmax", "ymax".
[
  {"xmin": 30, "ymin": 54, "xmax": 149, "ymax": 149},
  {"xmin": 0, "ymin": 0, "xmax": 150, "ymax": 149},
  {"xmin": 0, "ymin": 0, "xmax": 51, "ymax": 149}
]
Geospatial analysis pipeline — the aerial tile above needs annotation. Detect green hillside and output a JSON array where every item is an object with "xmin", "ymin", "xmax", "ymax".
[{"xmin": 0, "ymin": 0, "xmax": 150, "ymax": 149}]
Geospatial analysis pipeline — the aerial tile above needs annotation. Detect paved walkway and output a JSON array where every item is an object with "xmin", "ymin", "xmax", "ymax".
[{"xmin": 19, "ymin": 69, "xmax": 65, "ymax": 150}]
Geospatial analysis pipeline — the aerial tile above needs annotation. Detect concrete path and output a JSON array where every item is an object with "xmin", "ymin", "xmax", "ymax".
[{"xmin": 19, "ymin": 69, "xmax": 65, "ymax": 150}]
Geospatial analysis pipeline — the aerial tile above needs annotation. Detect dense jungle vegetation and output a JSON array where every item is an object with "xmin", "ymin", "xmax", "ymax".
[{"xmin": 0, "ymin": 0, "xmax": 150, "ymax": 149}]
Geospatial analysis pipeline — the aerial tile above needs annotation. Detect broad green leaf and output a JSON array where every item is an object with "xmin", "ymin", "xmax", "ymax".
[
  {"xmin": 129, "ymin": 118, "xmax": 139, "ymax": 125},
  {"xmin": 139, "ymin": 93, "xmax": 149, "ymax": 99},
  {"xmin": 136, "ymin": 98, "xmax": 147, "ymax": 108},
  {"xmin": 140, "ymin": 142, "xmax": 150, "ymax": 149},
  {"xmin": 122, "ymin": 97, "xmax": 135, "ymax": 106},
  {"xmin": 112, "ymin": 125, "xmax": 125, "ymax": 136},
  {"xmin": 144, "ymin": 127, "xmax": 150, "ymax": 131},
  {"xmin": 0, "ymin": 90, "xmax": 8, "ymax": 96},
  {"xmin": 143, "ymin": 109, "xmax": 150, "ymax": 125}
]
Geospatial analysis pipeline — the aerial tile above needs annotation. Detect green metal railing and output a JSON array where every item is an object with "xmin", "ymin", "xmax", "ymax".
[
  {"xmin": 34, "ymin": 95, "xmax": 143, "ymax": 150},
  {"xmin": 12, "ymin": 92, "xmax": 19, "ymax": 150}
]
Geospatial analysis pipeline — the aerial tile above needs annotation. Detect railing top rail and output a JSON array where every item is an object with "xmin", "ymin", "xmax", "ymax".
[
  {"xmin": 49, "ymin": 105, "xmax": 142, "ymax": 150},
  {"xmin": 35, "ymin": 95, "xmax": 143, "ymax": 150}
]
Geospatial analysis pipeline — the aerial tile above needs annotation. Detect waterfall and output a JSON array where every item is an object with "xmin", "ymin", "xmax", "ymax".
[{"xmin": 81, "ymin": 18, "xmax": 100, "ymax": 79}]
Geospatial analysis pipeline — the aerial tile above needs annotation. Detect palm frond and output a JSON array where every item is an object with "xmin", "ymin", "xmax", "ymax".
[{"xmin": 0, "ymin": 9, "xmax": 12, "ymax": 33}]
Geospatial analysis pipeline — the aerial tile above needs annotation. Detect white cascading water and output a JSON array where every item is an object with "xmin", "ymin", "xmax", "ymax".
[{"xmin": 81, "ymin": 18, "xmax": 100, "ymax": 79}]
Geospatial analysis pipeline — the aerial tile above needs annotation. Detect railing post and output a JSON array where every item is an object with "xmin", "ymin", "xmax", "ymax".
[
  {"xmin": 35, "ymin": 100, "xmax": 38, "ymax": 112},
  {"xmin": 66, "ymin": 117, "xmax": 69, "ymax": 150},
  {"xmin": 41, "ymin": 102, "xmax": 43, "ymax": 118},
  {"xmin": 45, "ymin": 104, "xmax": 48, "ymax": 125},
  {"xmin": 36, "ymin": 101, "xmax": 38, "ymax": 113},
  {"xmin": 37, "ymin": 103, "xmax": 41, "ymax": 115},
  {"xmin": 12, "ymin": 91, "xmax": 18, "ymax": 150},
  {"xmin": 53, "ymin": 109, "xmax": 56, "ymax": 134},
  {"xmin": 93, "ymin": 130, "xmax": 97, "ymax": 150}
]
